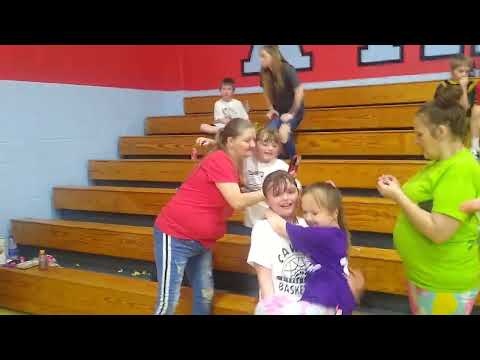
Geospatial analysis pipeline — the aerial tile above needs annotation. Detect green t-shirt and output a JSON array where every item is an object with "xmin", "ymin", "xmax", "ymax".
[{"xmin": 393, "ymin": 148, "xmax": 480, "ymax": 292}]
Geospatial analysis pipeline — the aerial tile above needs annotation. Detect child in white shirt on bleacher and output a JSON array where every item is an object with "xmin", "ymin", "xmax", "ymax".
[
  {"xmin": 200, "ymin": 78, "xmax": 249, "ymax": 135},
  {"xmin": 196, "ymin": 127, "xmax": 300, "ymax": 228},
  {"xmin": 242, "ymin": 127, "xmax": 301, "ymax": 228}
]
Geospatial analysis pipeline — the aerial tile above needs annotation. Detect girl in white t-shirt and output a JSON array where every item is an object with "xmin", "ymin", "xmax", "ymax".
[
  {"xmin": 247, "ymin": 170, "xmax": 308, "ymax": 303},
  {"xmin": 247, "ymin": 172, "xmax": 365, "ymax": 315}
]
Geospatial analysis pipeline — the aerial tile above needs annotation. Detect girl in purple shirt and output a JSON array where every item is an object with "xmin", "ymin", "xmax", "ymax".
[{"xmin": 257, "ymin": 182, "xmax": 361, "ymax": 315}]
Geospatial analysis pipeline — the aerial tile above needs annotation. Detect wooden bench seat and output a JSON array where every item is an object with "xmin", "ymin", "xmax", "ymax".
[
  {"xmin": 145, "ymin": 104, "xmax": 418, "ymax": 135},
  {"xmin": 19, "ymin": 218, "xmax": 478, "ymax": 303},
  {"xmin": 10, "ymin": 218, "xmax": 402, "ymax": 297},
  {"xmin": 184, "ymin": 80, "xmax": 442, "ymax": 114},
  {"xmin": 52, "ymin": 186, "xmax": 399, "ymax": 233},
  {"xmin": 0, "ymin": 266, "xmax": 256, "ymax": 315},
  {"xmin": 119, "ymin": 131, "xmax": 422, "ymax": 157},
  {"xmin": 89, "ymin": 158, "xmax": 426, "ymax": 189}
]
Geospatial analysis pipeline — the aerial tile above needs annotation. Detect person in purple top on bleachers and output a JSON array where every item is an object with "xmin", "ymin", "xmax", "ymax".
[{"xmin": 257, "ymin": 181, "xmax": 362, "ymax": 315}]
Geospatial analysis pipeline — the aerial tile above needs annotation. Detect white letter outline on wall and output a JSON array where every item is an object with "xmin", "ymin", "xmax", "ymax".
[
  {"xmin": 242, "ymin": 45, "xmax": 313, "ymax": 76},
  {"xmin": 358, "ymin": 45, "xmax": 404, "ymax": 66}
]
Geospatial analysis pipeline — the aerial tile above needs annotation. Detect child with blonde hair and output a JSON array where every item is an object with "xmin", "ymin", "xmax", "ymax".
[{"xmin": 256, "ymin": 181, "xmax": 362, "ymax": 315}]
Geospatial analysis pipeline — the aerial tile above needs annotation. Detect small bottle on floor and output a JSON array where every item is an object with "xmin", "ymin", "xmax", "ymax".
[{"xmin": 38, "ymin": 250, "xmax": 48, "ymax": 271}]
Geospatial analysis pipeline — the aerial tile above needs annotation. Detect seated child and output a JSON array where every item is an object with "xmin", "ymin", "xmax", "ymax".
[{"xmin": 200, "ymin": 78, "xmax": 249, "ymax": 135}]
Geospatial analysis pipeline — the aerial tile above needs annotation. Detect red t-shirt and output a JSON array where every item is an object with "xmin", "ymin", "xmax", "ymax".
[{"xmin": 155, "ymin": 150, "xmax": 239, "ymax": 249}]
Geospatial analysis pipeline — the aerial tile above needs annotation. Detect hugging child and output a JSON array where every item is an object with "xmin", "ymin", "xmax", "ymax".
[
  {"xmin": 247, "ymin": 170, "xmax": 310, "ymax": 304},
  {"xmin": 256, "ymin": 181, "xmax": 363, "ymax": 315},
  {"xmin": 200, "ymin": 78, "xmax": 249, "ymax": 135}
]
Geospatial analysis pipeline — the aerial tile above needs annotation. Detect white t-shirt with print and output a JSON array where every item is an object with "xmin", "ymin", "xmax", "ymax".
[
  {"xmin": 247, "ymin": 218, "xmax": 310, "ymax": 301},
  {"xmin": 243, "ymin": 157, "xmax": 289, "ymax": 228},
  {"xmin": 213, "ymin": 99, "xmax": 249, "ymax": 126}
]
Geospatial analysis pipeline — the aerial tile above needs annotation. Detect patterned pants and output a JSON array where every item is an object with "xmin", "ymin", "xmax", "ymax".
[{"xmin": 407, "ymin": 281, "xmax": 478, "ymax": 315}]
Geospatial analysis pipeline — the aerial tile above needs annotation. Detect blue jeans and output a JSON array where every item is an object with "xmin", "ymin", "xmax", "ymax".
[
  {"xmin": 267, "ymin": 112, "xmax": 303, "ymax": 159},
  {"xmin": 153, "ymin": 227, "xmax": 214, "ymax": 315}
]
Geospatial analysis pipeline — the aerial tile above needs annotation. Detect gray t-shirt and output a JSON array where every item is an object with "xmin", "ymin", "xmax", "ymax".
[{"xmin": 261, "ymin": 62, "xmax": 304, "ymax": 117}]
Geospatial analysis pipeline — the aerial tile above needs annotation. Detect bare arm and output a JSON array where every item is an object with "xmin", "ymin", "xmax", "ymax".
[
  {"xmin": 199, "ymin": 124, "xmax": 220, "ymax": 135},
  {"xmin": 263, "ymin": 92, "xmax": 274, "ymax": 112},
  {"xmin": 377, "ymin": 176, "xmax": 461, "ymax": 244},
  {"xmin": 263, "ymin": 93, "xmax": 279, "ymax": 120},
  {"xmin": 195, "ymin": 137, "xmax": 216, "ymax": 147},
  {"xmin": 288, "ymin": 84, "xmax": 304, "ymax": 117},
  {"xmin": 461, "ymin": 198, "xmax": 480, "ymax": 213},
  {"xmin": 253, "ymin": 264, "xmax": 275, "ymax": 300},
  {"xmin": 216, "ymin": 183, "xmax": 264, "ymax": 211},
  {"xmin": 264, "ymin": 209, "xmax": 288, "ymax": 238}
]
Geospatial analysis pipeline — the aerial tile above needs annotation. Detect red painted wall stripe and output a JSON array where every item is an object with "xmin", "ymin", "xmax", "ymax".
[{"xmin": 0, "ymin": 45, "xmax": 477, "ymax": 91}]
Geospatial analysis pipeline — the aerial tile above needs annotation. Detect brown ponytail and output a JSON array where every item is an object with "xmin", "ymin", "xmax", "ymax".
[
  {"xmin": 302, "ymin": 182, "xmax": 352, "ymax": 258},
  {"xmin": 418, "ymin": 87, "xmax": 468, "ymax": 141}
]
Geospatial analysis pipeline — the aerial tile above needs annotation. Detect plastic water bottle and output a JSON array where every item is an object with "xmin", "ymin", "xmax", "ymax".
[
  {"xmin": 8, "ymin": 235, "xmax": 18, "ymax": 260},
  {"xmin": 0, "ymin": 235, "xmax": 7, "ymax": 265},
  {"xmin": 38, "ymin": 250, "xmax": 48, "ymax": 271}
]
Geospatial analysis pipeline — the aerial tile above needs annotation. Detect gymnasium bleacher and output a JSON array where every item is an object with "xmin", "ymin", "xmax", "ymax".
[{"xmin": 1, "ymin": 79, "xmax": 478, "ymax": 315}]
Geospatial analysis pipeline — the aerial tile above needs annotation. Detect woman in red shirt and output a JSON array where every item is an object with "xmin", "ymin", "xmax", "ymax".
[{"xmin": 154, "ymin": 118, "xmax": 265, "ymax": 315}]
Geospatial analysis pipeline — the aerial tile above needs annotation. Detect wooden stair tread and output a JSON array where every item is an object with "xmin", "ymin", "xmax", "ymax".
[
  {"xmin": 89, "ymin": 158, "xmax": 426, "ymax": 190},
  {"xmin": 54, "ymin": 185, "xmax": 177, "ymax": 194},
  {"xmin": 146, "ymin": 104, "xmax": 419, "ymax": 134},
  {"xmin": 52, "ymin": 186, "xmax": 398, "ymax": 233},
  {"xmin": 183, "ymin": 80, "xmax": 448, "ymax": 113},
  {"xmin": 119, "ymin": 131, "xmax": 422, "ymax": 157},
  {"xmin": 0, "ymin": 267, "xmax": 256, "ymax": 315}
]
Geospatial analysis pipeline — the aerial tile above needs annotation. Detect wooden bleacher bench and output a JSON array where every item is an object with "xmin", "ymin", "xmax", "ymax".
[
  {"xmin": 52, "ymin": 186, "xmax": 399, "ymax": 233},
  {"xmin": 145, "ymin": 113, "xmax": 268, "ymax": 135},
  {"xmin": 9, "ymin": 218, "xmax": 406, "ymax": 300},
  {"xmin": 89, "ymin": 159, "xmax": 426, "ymax": 189},
  {"xmin": 146, "ymin": 104, "xmax": 419, "ymax": 135},
  {"xmin": 183, "ymin": 81, "xmax": 440, "ymax": 114},
  {"xmin": 119, "ymin": 131, "xmax": 422, "ymax": 157},
  {"xmin": 0, "ymin": 266, "xmax": 256, "ymax": 315},
  {"xmin": 17, "ymin": 217, "xmax": 480, "ymax": 305}
]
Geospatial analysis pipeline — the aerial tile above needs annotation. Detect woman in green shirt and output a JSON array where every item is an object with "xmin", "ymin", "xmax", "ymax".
[{"xmin": 377, "ymin": 88, "xmax": 480, "ymax": 315}]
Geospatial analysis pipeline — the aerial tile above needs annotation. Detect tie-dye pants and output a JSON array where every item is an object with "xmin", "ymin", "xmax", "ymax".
[{"xmin": 407, "ymin": 281, "xmax": 479, "ymax": 315}]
